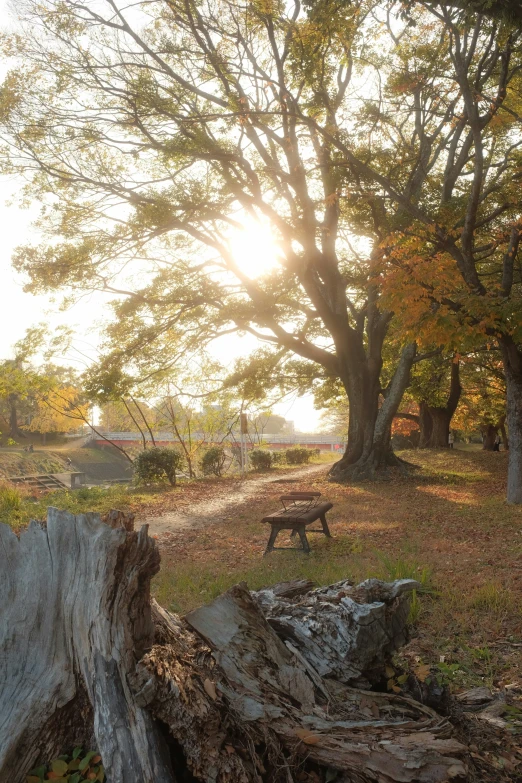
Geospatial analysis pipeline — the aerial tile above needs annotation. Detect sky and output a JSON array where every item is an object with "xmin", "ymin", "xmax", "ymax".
[{"xmin": 0, "ymin": 0, "xmax": 326, "ymax": 432}]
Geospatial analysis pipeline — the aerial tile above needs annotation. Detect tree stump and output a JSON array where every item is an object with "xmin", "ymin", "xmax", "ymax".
[{"xmin": 0, "ymin": 509, "xmax": 467, "ymax": 783}]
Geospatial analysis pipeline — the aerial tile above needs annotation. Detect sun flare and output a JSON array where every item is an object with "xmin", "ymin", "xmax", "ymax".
[{"xmin": 230, "ymin": 219, "xmax": 280, "ymax": 278}]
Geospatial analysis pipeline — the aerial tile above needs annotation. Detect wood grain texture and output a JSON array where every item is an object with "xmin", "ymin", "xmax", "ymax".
[{"xmin": 0, "ymin": 508, "xmax": 174, "ymax": 783}]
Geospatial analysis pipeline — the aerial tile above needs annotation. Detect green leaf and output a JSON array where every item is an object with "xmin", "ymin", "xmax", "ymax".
[
  {"xmin": 69, "ymin": 773, "xmax": 81, "ymax": 783},
  {"xmin": 28, "ymin": 767, "xmax": 46, "ymax": 780},
  {"xmin": 96, "ymin": 766, "xmax": 105, "ymax": 782},
  {"xmin": 68, "ymin": 759, "xmax": 80, "ymax": 771},
  {"xmin": 51, "ymin": 759, "xmax": 68, "ymax": 775},
  {"xmin": 72, "ymin": 748, "xmax": 82, "ymax": 760},
  {"xmin": 78, "ymin": 751, "xmax": 96, "ymax": 771}
]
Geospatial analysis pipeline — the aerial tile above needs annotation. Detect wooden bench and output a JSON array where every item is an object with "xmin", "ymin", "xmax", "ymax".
[{"xmin": 261, "ymin": 492, "xmax": 333, "ymax": 555}]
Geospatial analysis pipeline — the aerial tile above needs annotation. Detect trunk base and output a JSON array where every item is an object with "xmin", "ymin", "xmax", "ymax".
[{"xmin": 329, "ymin": 448, "xmax": 413, "ymax": 483}]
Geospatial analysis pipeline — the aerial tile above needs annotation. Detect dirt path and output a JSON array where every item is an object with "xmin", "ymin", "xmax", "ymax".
[{"xmin": 145, "ymin": 463, "xmax": 328, "ymax": 536}]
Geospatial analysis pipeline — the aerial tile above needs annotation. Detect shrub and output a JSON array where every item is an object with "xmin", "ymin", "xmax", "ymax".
[
  {"xmin": 200, "ymin": 446, "xmax": 227, "ymax": 477},
  {"xmin": 26, "ymin": 747, "xmax": 105, "ymax": 782},
  {"xmin": 250, "ymin": 449, "xmax": 272, "ymax": 470},
  {"xmin": 285, "ymin": 447, "xmax": 312, "ymax": 465},
  {"xmin": 133, "ymin": 447, "xmax": 183, "ymax": 486},
  {"xmin": 270, "ymin": 450, "xmax": 285, "ymax": 465}
]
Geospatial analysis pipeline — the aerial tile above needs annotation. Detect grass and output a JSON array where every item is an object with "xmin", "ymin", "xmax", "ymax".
[
  {"xmin": 0, "ymin": 482, "xmax": 26, "ymax": 528},
  {"xmin": 4, "ymin": 446, "xmax": 521, "ymax": 691},
  {"xmin": 0, "ymin": 483, "xmax": 164, "ymax": 531},
  {"xmin": 152, "ymin": 447, "xmax": 522, "ymax": 691}
]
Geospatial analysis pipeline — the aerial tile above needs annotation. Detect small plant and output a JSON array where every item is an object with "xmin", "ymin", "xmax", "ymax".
[
  {"xmin": 26, "ymin": 748, "xmax": 105, "ymax": 782},
  {"xmin": 133, "ymin": 447, "xmax": 184, "ymax": 486},
  {"xmin": 285, "ymin": 447, "xmax": 312, "ymax": 465},
  {"xmin": 6, "ymin": 437, "xmax": 17, "ymax": 447},
  {"xmin": 0, "ymin": 481, "xmax": 24, "ymax": 527},
  {"xmin": 200, "ymin": 446, "xmax": 227, "ymax": 477},
  {"xmin": 470, "ymin": 582, "xmax": 514, "ymax": 613},
  {"xmin": 408, "ymin": 590, "xmax": 422, "ymax": 625},
  {"xmin": 250, "ymin": 449, "xmax": 272, "ymax": 470},
  {"xmin": 376, "ymin": 553, "xmax": 432, "ymax": 593}
]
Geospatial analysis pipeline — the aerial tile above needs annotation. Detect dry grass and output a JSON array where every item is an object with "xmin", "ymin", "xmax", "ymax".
[{"xmin": 153, "ymin": 447, "xmax": 522, "ymax": 691}]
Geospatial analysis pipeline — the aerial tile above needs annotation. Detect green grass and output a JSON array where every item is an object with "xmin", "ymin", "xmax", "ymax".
[
  {"xmin": 0, "ymin": 484, "xmax": 148, "ymax": 531},
  {"xmin": 153, "ymin": 535, "xmax": 429, "ymax": 615},
  {"xmin": 0, "ymin": 482, "xmax": 25, "ymax": 528},
  {"xmin": 154, "ymin": 548, "xmax": 365, "ymax": 613}
]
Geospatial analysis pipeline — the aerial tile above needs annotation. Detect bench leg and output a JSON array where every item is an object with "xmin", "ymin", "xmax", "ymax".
[
  {"xmin": 320, "ymin": 513, "xmax": 332, "ymax": 538},
  {"xmin": 264, "ymin": 526, "xmax": 279, "ymax": 555},
  {"xmin": 297, "ymin": 528, "xmax": 311, "ymax": 554},
  {"xmin": 290, "ymin": 528, "xmax": 298, "ymax": 538}
]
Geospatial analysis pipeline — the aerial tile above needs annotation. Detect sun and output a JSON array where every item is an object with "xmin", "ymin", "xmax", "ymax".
[{"xmin": 230, "ymin": 218, "xmax": 280, "ymax": 278}]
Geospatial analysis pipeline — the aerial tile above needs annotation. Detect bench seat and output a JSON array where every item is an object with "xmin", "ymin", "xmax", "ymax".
[{"xmin": 261, "ymin": 500, "xmax": 333, "ymax": 554}]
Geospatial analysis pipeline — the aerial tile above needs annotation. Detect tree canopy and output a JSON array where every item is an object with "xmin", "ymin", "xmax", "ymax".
[{"xmin": 1, "ymin": 0, "xmax": 522, "ymax": 497}]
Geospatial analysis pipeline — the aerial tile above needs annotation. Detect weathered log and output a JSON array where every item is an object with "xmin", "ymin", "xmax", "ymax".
[
  {"xmin": 0, "ymin": 508, "xmax": 173, "ymax": 783},
  {"xmin": 253, "ymin": 577, "xmax": 417, "ymax": 688},
  {"xmin": 0, "ymin": 509, "xmax": 468, "ymax": 783}
]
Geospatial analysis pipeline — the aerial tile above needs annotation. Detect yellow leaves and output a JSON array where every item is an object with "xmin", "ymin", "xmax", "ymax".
[
  {"xmin": 324, "ymin": 192, "xmax": 339, "ymax": 207},
  {"xmin": 29, "ymin": 385, "xmax": 88, "ymax": 434},
  {"xmin": 415, "ymin": 664, "xmax": 431, "ymax": 682}
]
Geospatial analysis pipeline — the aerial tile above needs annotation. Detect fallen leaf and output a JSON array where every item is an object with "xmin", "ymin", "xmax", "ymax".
[
  {"xmin": 295, "ymin": 728, "xmax": 321, "ymax": 745},
  {"xmin": 203, "ymin": 678, "xmax": 217, "ymax": 700}
]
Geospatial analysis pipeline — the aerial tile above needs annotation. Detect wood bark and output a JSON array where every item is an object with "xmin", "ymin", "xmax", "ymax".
[
  {"xmin": 0, "ymin": 508, "xmax": 174, "ymax": 783},
  {"xmin": 0, "ymin": 509, "xmax": 468, "ymax": 783},
  {"xmin": 500, "ymin": 337, "xmax": 522, "ymax": 502},
  {"xmin": 418, "ymin": 363, "xmax": 461, "ymax": 449},
  {"xmin": 481, "ymin": 424, "xmax": 498, "ymax": 451},
  {"xmin": 330, "ymin": 343, "xmax": 417, "ymax": 481}
]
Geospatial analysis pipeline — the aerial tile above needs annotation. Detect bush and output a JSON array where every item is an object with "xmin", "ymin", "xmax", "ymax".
[
  {"xmin": 285, "ymin": 447, "xmax": 312, "ymax": 465},
  {"xmin": 250, "ymin": 449, "xmax": 272, "ymax": 470},
  {"xmin": 133, "ymin": 447, "xmax": 183, "ymax": 486},
  {"xmin": 200, "ymin": 446, "xmax": 227, "ymax": 477},
  {"xmin": 270, "ymin": 450, "xmax": 285, "ymax": 465}
]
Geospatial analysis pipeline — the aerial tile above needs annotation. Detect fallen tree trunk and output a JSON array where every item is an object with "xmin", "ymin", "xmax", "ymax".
[{"xmin": 0, "ymin": 509, "xmax": 467, "ymax": 783}]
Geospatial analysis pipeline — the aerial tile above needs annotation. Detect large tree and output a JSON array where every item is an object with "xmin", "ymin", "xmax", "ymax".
[
  {"xmin": 2, "ymin": 2, "xmax": 522, "ymax": 496},
  {"xmin": 0, "ymin": 0, "xmax": 436, "ymax": 482},
  {"xmin": 313, "ymin": 5, "xmax": 522, "ymax": 499}
]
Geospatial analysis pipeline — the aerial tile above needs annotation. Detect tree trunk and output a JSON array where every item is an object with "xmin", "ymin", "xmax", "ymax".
[
  {"xmin": 499, "ymin": 415, "xmax": 509, "ymax": 451},
  {"xmin": 482, "ymin": 424, "xmax": 498, "ymax": 451},
  {"xmin": 427, "ymin": 408, "xmax": 453, "ymax": 447},
  {"xmin": 418, "ymin": 402, "xmax": 433, "ymax": 447},
  {"xmin": 418, "ymin": 362, "xmax": 461, "ymax": 449},
  {"xmin": 500, "ymin": 337, "xmax": 522, "ymax": 503},
  {"xmin": 0, "ymin": 509, "xmax": 468, "ymax": 783},
  {"xmin": 8, "ymin": 393, "xmax": 26, "ymax": 439},
  {"xmin": 330, "ymin": 343, "xmax": 417, "ymax": 481},
  {"xmin": 0, "ymin": 508, "xmax": 174, "ymax": 783}
]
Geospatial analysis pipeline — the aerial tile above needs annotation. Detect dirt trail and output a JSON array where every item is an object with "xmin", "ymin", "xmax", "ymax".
[{"xmin": 144, "ymin": 463, "xmax": 327, "ymax": 536}]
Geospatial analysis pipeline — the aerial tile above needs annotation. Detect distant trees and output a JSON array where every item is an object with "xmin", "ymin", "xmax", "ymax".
[{"xmin": 0, "ymin": 332, "xmax": 87, "ymax": 444}]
